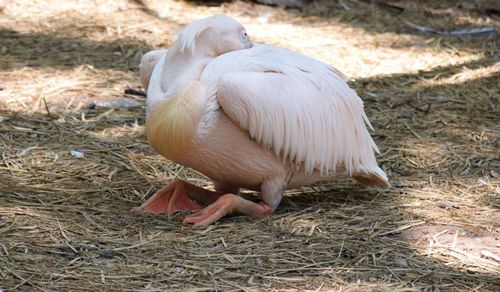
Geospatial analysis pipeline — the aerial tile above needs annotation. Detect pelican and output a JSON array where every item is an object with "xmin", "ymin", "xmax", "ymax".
[{"xmin": 134, "ymin": 15, "xmax": 389, "ymax": 227}]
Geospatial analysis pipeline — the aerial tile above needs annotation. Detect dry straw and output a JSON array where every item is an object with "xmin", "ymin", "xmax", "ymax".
[{"xmin": 1, "ymin": 0, "xmax": 498, "ymax": 290}]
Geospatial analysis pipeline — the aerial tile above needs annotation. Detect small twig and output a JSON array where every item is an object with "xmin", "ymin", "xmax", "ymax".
[
  {"xmin": 404, "ymin": 21, "xmax": 498, "ymax": 37},
  {"xmin": 408, "ymin": 100, "xmax": 432, "ymax": 114},
  {"xmin": 124, "ymin": 87, "xmax": 146, "ymax": 97},
  {"xmin": 338, "ymin": 0, "xmax": 350, "ymax": 10},
  {"xmin": 374, "ymin": 221, "xmax": 426, "ymax": 236},
  {"xmin": 404, "ymin": 123, "xmax": 423, "ymax": 140},
  {"xmin": 42, "ymin": 97, "xmax": 57, "ymax": 120},
  {"xmin": 361, "ymin": 0, "xmax": 405, "ymax": 12},
  {"xmin": 110, "ymin": 238, "xmax": 160, "ymax": 251},
  {"xmin": 57, "ymin": 220, "xmax": 79, "ymax": 254},
  {"xmin": 432, "ymin": 229, "xmax": 449, "ymax": 245},
  {"xmin": 0, "ymin": 242, "xmax": 9, "ymax": 256},
  {"xmin": 337, "ymin": 239, "xmax": 344, "ymax": 258},
  {"xmin": 42, "ymin": 97, "xmax": 62, "ymax": 136},
  {"xmin": 6, "ymin": 267, "xmax": 35, "ymax": 289},
  {"xmin": 481, "ymin": 250, "xmax": 500, "ymax": 262},
  {"xmin": 220, "ymin": 237, "xmax": 227, "ymax": 248}
]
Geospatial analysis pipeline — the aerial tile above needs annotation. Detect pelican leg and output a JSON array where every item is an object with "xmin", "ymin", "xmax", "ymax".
[
  {"xmin": 133, "ymin": 180, "xmax": 222, "ymax": 216},
  {"xmin": 182, "ymin": 194, "xmax": 273, "ymax": 227},
  {"xmin": 183, "ymin": 176, "xmax": 285, "ymax": 227}
]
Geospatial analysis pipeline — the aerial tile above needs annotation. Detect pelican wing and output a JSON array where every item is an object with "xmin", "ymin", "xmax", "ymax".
[{"xmin": 205, "ymin": 45, "xmax": 384, "ymax": 177}]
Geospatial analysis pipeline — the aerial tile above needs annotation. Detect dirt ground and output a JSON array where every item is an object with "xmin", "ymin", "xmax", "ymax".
[{"xmin": 0, "ymin": 0, "xmax": 499, "ymax": 290}]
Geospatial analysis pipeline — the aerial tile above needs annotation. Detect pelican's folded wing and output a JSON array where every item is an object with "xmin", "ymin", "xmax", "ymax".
[{"xmin": 216, "ymin": 65, "xmax": 384, "ymax": 178}]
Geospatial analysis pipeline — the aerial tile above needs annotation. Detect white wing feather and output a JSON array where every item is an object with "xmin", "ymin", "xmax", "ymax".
[{"xmin": 201, "ymin": 45, "xmax": 384, "ymax": 178}]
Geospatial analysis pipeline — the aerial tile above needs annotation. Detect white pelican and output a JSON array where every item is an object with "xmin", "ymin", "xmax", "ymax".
[{"xmin": 134, "ymin": 15, "xmax": 389, "ymax": 227}]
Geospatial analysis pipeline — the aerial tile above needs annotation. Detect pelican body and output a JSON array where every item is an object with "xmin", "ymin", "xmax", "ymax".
[{"xmin": 134, "ymin": 15, "xmax": 389, "ymax": 226}]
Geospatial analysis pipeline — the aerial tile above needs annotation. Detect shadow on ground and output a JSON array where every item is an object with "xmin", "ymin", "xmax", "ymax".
[{"xmin": 0, "ymin": 29, "xmax": 152, "ymax": 71}]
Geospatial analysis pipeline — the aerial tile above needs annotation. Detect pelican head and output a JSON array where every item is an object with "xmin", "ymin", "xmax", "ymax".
[{"xmin": 176, "ymin": 15, "xmax": 252, "ymax": 57}]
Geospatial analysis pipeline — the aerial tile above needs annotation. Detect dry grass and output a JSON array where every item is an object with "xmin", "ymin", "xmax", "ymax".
[{"xmin": 1, "ymin": 0, "xmax": 499, "ymax": 290}]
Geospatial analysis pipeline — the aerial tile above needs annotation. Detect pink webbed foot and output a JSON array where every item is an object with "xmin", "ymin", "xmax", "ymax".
[
  {"xmin": 133, "ymin": 180, "xmax": 203, "ymax": 216},
  {"xmin": 182, "ymin": 194, "xmax": 273, "ymax": 227}
]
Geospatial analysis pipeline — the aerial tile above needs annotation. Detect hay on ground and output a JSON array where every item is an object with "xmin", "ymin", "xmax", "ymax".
[{"xmin": 0, "ymin": 0, "xmax": 499, "ymax": 290}]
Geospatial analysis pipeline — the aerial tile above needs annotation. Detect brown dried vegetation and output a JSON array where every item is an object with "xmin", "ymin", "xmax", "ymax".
[{"xmin": 0, "ymin": 0, "xmax": 498, "ymax": 290}]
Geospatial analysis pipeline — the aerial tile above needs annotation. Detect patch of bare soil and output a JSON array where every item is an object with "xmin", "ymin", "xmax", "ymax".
[{"xmin": 400, "ymin": 224, "xmax": 499, "ymax": 262}]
